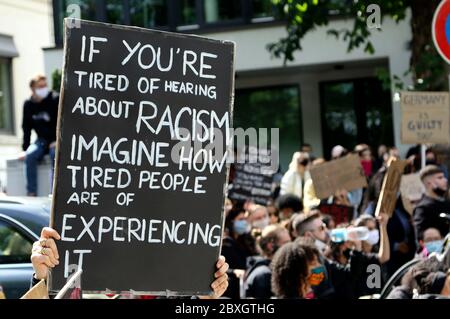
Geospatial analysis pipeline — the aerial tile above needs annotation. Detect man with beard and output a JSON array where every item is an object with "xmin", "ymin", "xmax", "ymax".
[{"xmin": 414, "ymin": 165, "xmax": 450, "ymax": 241}]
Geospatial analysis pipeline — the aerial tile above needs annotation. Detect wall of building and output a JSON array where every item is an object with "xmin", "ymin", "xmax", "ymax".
[
  {"xmin": 0, "ymin": 0, "xmax": 53, "ymax": 190},
  {"xmin": 204, "ymin": 13, "xmax": 413, "ymax": 157},
  {"xmin": 42, "ymin": 11, "xmax": 414, "ymax": 169},
  {"xmin": 236, "ymin": 61, "xmax": 388, "ymax": 161}
]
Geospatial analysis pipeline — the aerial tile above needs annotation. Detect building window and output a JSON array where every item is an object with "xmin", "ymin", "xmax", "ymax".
[
  {"xmin": 53, "ymin": 0, "xmax": 282, "ymax": 45},
  {"xmin": 320, "ymin": 77, "xmax": 394, "ymax": 158},
  {"xmin": 129, "ymin": 0, "xmax": 168, "ymax": 28},
  {"xmin": 106, "ymin": 0, "xmax": 125, "ymax": 24},
  {"xmin": 251, "ymin": 0, "xmax": 276, "ymax": 21},
  {"xmin": 0, "ymin": 58, "xmax": 13, "ymax": 134},
  {"xmin": 203, "ymin": 0, "xmax": 243, "ymax": 24},
  {"xmin": 234, "ymin": 85, "xmax": 302, "ymax": 171},
  {"xmin": 178, "ymin": 0, "xmax": 197, "ymax": 26}
]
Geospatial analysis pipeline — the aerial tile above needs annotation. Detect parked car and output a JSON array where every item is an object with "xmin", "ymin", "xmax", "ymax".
[{"xmin": 0, "ymin": 196, "xmax": 50, "ymax": 299}]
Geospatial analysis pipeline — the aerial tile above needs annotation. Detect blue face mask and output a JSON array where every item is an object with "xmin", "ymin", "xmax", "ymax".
[
  {"xmin": 425, "ymin": 240, "xmax": 444, "ymax": 254},
  {"xmin": 233, "ymin": 220, "xmax": 249, "ymax": 235}
]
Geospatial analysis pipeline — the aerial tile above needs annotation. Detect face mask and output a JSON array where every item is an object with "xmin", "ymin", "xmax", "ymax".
[
  {"xmin": 233, "ymin": 220, "xmax": 249, "ymax": 235},
  {"xmin": 35, "ymin": 87, "xmax": 49, "ymax": 99},
  {"xmin": 425, "ymin": 240, "xmax": 444, "ymax": 254},
  {"xmin": 252, "ymin": 217, "xmax": 269, "ymax": 230},
  {"xmin": 366, "ymin": 229, "xmax": 380, "ymax": 246},
  {"xmin": 314, "ymin": 239, "xmax": 328, "ymax": 253},
  {"xmin": 361, "ymin": 160, "xmax": 372, "ymax": 177},
  {"xmin": 307, "ymin": 265, "xmax": 326, "ymax": 286}
]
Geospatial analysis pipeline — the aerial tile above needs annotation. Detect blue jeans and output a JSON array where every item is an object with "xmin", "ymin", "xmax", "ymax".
[{"xmin": 25, "ymin": 139, "xmax": 55, "ymax": 194}]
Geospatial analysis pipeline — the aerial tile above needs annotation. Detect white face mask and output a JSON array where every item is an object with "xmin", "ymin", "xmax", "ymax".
[
  {"xmin": 366, "ymin": 229, "xmax": 380, "ymax": 246},
  {"xmin": 252, "ymin": 217, "xmax": 270, "ymax": 230},
  {"xmin": 35, "ymin": 87, "xmax": 49, "ymax": 99},
  {"xmin": 315, "ymin": 239, "xmax": 328, "ymax": 253}
]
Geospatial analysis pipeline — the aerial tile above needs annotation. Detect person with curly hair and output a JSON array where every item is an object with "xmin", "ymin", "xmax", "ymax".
[{"xmin": 271, "ymin": 241, "xmax": 322, "ymax": 298}]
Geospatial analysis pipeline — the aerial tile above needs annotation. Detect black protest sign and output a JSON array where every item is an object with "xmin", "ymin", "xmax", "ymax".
[
  {"xmin": 228, "ymin": 147, "xmax": 276, "ymax": 205},
  {"xmin": 50, "ymin": 19, "xmax": 234, "ymax": 295}
]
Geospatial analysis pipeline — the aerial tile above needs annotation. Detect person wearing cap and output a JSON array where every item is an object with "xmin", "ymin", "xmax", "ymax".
[{"xmin": 413, "ymin": 165, "xmax": 450, "ymax": 241}]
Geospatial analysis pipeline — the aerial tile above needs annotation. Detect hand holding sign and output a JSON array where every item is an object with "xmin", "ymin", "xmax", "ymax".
[
  {"xmin": 31, "ymin": 227, "xmax": 61, "ymax": 280},
  {"xmin": 30, "ymin": 228, "xmax": 230, "ymax": 299}
]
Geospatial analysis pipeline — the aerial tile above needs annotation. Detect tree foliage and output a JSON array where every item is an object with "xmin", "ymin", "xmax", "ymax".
[{"xmin": 269, "ymin": 0, "xmax": 447, "ymax": 91}]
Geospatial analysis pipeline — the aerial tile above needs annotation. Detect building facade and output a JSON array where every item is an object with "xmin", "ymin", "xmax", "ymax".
[
  {"xmin": 0, "ymin": 0, "xmax": 53, "ymax": 191},
  {"xmin": 8, "ymin": 0, "xmax": 414, "ymax": 181}
]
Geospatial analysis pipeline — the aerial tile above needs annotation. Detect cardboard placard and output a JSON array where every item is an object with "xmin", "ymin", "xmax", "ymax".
[
  {"xmin": 318, "ymin": 203, "xmax": 354, "ymax": 226},
  {"xmin": 400, "ymin": 173, "xmax": 425, "ymax": 215},
  {"xmin": 400, "ymin": 91, "xmax": 450, "ymax": 144},
  {"xmin": 21, "ymin": 279, "xmax": 49, "ymax": 299},
  {"xmin": 309, "ymin": 154, "xmax": 368, "ymax": 199},
  {"xmin": 375, "ymin": 160, "xmax": 407, "ymax": 217},
  {"xmin": 50, "ymin": 19, "xmax": 234, "ymax": 295},
  {"xmin": 228, "ymin": 147, "xmax": 276, "ymax": 205}
]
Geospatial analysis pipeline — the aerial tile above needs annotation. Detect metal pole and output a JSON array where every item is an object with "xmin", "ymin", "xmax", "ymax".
[{"xmin": 421, "ymin": 144, "xmax": 426, "ymax": 169}]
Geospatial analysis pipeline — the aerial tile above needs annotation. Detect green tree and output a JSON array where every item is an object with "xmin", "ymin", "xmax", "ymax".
[
  {"xmin": 269, "ymin": 0, "xmax": 447, "ymax": 91},
  {"xmin": 52, "ymin": 69, "xmax": 62, "ymax": 93}
]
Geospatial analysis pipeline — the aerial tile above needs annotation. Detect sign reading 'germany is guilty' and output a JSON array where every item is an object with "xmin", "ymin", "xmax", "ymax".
[
  {"xmin": 50, "ymin": 19, "xmax": 235, "ymax": 295},
  {"xmin": 400, "ymin": 91, "xmax": 450, "ymax": 144}
]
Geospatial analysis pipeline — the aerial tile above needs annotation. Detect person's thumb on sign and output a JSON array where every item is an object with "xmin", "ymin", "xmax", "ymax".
[
  {"xmin": 31, "ymin": 227, "xmax": 61, "ymax": 280},
  {"xmin": 199, "ymin": 255, "xmax": 229, "ymax": 299}
]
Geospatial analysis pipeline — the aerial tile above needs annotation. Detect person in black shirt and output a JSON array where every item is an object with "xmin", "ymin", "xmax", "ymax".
[
  {"xmin": 244, "ymin": 225, "xmax": 290, "ymax": 298},
  {"xmin": 19, "ymin": 75, "xmax": 58, "ymax": 196},
  {"xmin": 414, "ymin": 165, "xmax": 450, "ymax": 240}
]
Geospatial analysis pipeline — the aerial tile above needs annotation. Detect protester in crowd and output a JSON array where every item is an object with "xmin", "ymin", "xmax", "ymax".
[
  {"xmin": 414, "ymin": 165, "xmax": 450, "ymax": 240},
  {"xmin": 331, "ymin": 145, "xmax": 348, "ymax": 160},
  {"xmin": 303, "ymin": 158, "xmax": 325, "ymax": 212},
  {"xmin": 19, "ymin": 75, "xmax": 59, "ymax": 196},
  {"xmin": 373, "ymin": 144, "xmax": 387, "ymax": 173},
  {"xmin": 244, "ymin": 225, "xmax": 291, "ymax": 298},
  {"xmin": 221, "ymin": 208, "xmax": 257, "ymax": 298},
  {"xmin": 416, "ymin": 227, "xmax": 445, "ymax": 258},
  {"xmin": 387, "ymin": 256, "xmax": 449, "ymax": 299},
  {"xmin": 359, "ymin": 154, "xmax": 416, "ymax": 277},
  {"xmin": 322, "ymin": 214, "xmax": 336, "ymax": 230},
  {"xmin": 246, "ymin": 205, "xmax": 270, "ymax": 232},
  {"xmin": 425, "ymin": 148, "xmax": 449, "ymax": 178},
  {"xmin": 266, "ymin": 200, "xmax": 280, "ymax": 225},
  {"xmin": 355, "ymin": 144, "xmax": 373, "ymax": 178},
  {"xmin": 325, "ymin": 213, "xmax": 390, "ymax": 297},
  {"xmin": 275, "ymin": 194, "xmax": 303, "ymax": 221},
  {"xmin": 294, "ymin": 211, "xmax": 392, "ymax": 298},
  {"xmin": 270, "ymin": 241, "xmax": 322, "ymax": 299},
  {"xmin": 384, "ymin": 198, "xmax": 417, "ymax": 278},
  {"xmin": 301, "ymin": 143, "xmax": 312, "ymax": 154},
  {"xmin": 30, "ymin": 228, "xmax": 230, "ymax": 299},
  {"xmin": 353, "ymin": 214, "xmax": 390, "ymax": 263},
  {"xmin": 301, "ymin": 143, "xmax": 315, "ymax": 161},
  {"xmin": 292, "ymin": 211, "xmax": 330, "ymax": 254},
  {"xmin": 280, "ymin": 152, "xmax": 310, "ymax": 199}
]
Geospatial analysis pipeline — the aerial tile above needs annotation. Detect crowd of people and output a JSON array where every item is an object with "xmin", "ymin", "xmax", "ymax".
[
  {"xmin": 223, "ymin": 143, "xmax": 450, "ymax": 299},
  {"xmin": 22, "ymin": 73, "xmax": 450, "ymax": 299}
]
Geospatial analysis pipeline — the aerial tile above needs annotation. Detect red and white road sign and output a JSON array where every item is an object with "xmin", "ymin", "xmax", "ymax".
[{"xmin": 433, "ymin": 0, "xmax": 450, "ymax": 64}]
